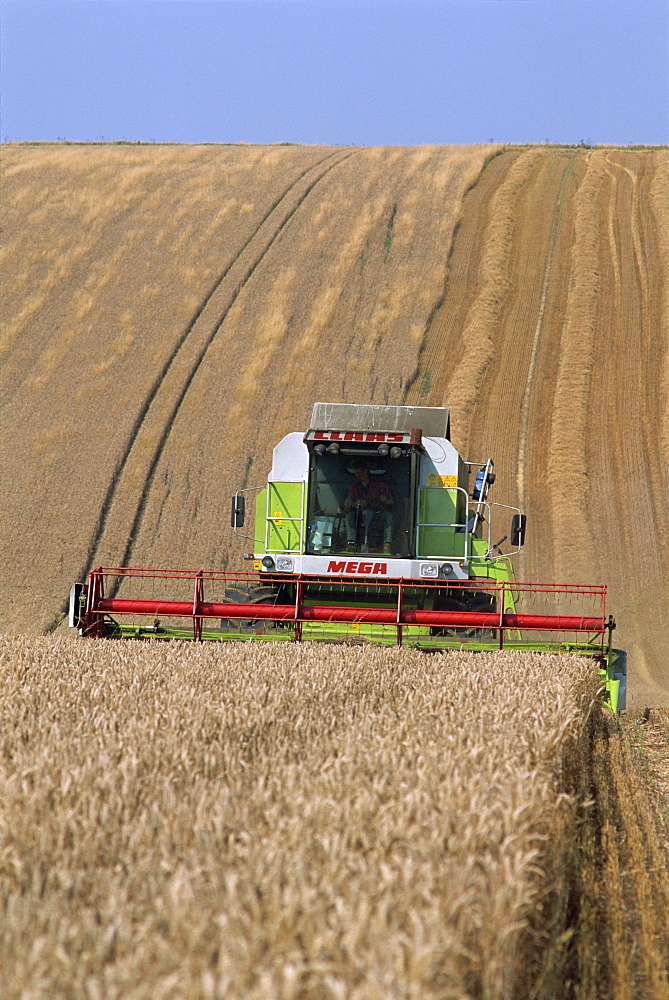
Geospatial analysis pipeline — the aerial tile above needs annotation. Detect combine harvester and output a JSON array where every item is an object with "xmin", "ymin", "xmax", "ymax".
[{"xmin": 69, "ymin": 404, "xmax": 625, "ymax": 711}]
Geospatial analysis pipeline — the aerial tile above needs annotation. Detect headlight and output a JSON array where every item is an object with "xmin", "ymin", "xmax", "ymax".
[
  {"xmin": 276, "ymin": 557, "xmax": 294, "ymax": 572},
  {"xmin": 261, "ymin": 556, "xmax": 275, "ymax": 570},
  {"xmin": 420, "ymin": 563, "xmax": 439, "ymax": 578},
  {"xmin": 441, "ymin": 563, "xmax": 455, "ymax": 576}
]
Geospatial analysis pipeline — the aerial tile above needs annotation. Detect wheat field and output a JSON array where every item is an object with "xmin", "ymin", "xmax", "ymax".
[
  {"xmin": 2, "ymin": 636, "xmax": 603, "ymax": 1000},
  {"xmin": 0, "ymin": 143, "xmax": 491, "ymax": 634},
  {"xmin": 1, "ymin": 143, "xmax": 668, "ymax": 707},
  {"xmin": 2, "ymin": 143, "xmax": 669, "ymax": 996}
]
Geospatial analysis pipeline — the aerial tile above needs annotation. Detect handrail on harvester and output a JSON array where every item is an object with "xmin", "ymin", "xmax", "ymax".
[{"xmin": 82, "ymin": 567, "xmax": 610, "ymax": 653}]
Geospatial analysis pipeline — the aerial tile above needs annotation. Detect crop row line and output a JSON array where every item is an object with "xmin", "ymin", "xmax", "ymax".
[{"xmin": 46, "ymin": 148, "xmax": 355, "ymax": 629}]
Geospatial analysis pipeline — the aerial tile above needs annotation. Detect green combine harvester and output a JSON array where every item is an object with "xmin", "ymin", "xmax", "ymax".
[{"xmin": 70, "ymin": 403, "xmax": 625, "ymax": 711}]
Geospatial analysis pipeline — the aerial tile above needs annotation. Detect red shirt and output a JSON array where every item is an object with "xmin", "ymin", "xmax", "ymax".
[{"xmin": 345, "ymin": 479, "xmax": 392, "ymax": 510}]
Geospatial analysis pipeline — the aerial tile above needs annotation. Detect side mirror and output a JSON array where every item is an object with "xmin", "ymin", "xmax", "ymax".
[
  {"xmin": 231, "ymin": 495, "xmax": 245, "ymax": 528},
  {"xmin": 68, "ymin": 582, "xmax": 84, "ymax": 628},
  {"xmin": 511, "ymin": 513, "xmax": 527, "ymax": 547}
]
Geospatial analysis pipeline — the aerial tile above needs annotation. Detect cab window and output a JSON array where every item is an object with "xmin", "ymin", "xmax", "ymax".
[{"xmin": 306, "ymin": 451, "xmax": 413, "ymax": 557}]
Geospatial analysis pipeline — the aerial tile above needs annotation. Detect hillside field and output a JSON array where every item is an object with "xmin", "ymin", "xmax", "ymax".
[
  {"xmin": 1, "ymin": 142, "xmax": 669, "ymax": 997},
  {"xmin": 1, "ymin": 143, "xmax": 668, "ymax": 706}
]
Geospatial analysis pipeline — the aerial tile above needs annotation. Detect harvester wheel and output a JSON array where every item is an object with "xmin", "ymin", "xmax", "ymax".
[
  {"xmin": 429, "ymin": 588, "xmax": 497, "ymax": 639},
  {"xmin": 218, "ymin": 584, "xmax": 281, "ymax": 632}
]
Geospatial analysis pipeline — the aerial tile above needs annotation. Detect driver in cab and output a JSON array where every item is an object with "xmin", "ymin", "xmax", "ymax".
[{"xmin": 338, "ymin": 459, "xmax": 394, "ymax": 553}]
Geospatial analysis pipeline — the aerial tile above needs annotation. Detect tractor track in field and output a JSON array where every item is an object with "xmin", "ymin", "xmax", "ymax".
[
  {"xmin": 401, "ymin": 147, "xmax": 509, "ymax": 404},
  {"xmin": 408, "ymin": 147, "xmax": 669, "ymax": 705},
  {"xmin": 458, "ymin": 150, "xmax": 581, "ymax": 584},
  {"xmin": 404, "ymin": 148, "xmax": 524, "ymax": 422},
  {"xmin": 406, "ymin": 149, "xmax": 580, "ymax": 562},
  {"xmin": 48, "ymin": 148, "xmax": 356, "ymax": 622},
  {"xmin": 577, "ymin": 709, "xmax": 669, "ymax": 999},
  {"xmin": 514, "ymin": 152, "xmax": 578, "ymax": 515},
  {"xmin": 94, "ymin": 147, "xmax": 356, "ymax": 578},
  {"xmin": 492, "ymin": 152, "xmax": 583, "ymax": 583},
  {"xmin": 585, "ymin": 151, "xmax": 669, "ymax": 707}
]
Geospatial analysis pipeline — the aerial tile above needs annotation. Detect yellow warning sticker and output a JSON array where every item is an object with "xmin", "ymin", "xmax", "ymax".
[
  {"xmin": 273, "ymin": 511, "xmax": 283, "ymax": 524},
  {"xmin": 254, "ymin": 560, "xmax": 261, "ymax": 571},
  {"xmin": 428, "ymin": 474, "xmax": 457, "ymax": 488}
]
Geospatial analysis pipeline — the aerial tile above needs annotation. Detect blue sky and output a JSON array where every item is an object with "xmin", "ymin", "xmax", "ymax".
[{"xmin": 3, "ymin": 0, "xmax": 667, "ymax": 146}]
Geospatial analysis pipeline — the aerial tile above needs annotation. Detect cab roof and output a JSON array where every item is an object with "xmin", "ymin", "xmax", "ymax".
[{"xmin": 309, "ymin": 403, "xmax": 450, "ymax": 440}]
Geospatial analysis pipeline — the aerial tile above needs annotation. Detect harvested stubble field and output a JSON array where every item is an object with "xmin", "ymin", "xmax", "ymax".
[
  {"xmin": 0, "ymin": 636, "xmax": 628, "ymax": 999},
  {"xmin": 2, "ymin": 143, "xmax": 669, "ymax": 996}
]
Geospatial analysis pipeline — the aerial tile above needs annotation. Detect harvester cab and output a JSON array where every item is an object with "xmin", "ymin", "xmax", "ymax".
[
  {"xmin": 233, "ymin": 403, "xmax": 524, "ymax": 584},
  {"xmin": 69, "ymin": 402, "xmax": 625, "ymax": 712}
]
